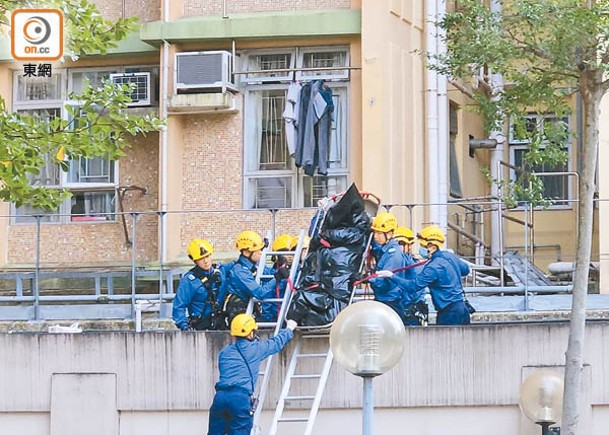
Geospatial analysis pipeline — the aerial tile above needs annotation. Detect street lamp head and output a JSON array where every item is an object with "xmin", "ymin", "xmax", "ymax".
[
  {"xmin": 519, "ymin": 371, "xmax": 564, "ymax": 425},
  {"xmin": 330, "ymin": 300, "xmax": 405, "ymax": 377}
]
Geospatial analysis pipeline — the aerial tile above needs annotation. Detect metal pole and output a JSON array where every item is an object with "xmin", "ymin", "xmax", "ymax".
[
  {"xmin": 539, "ymin": 422, "xmax": 553, "ymax": 435},
  {"xmin": 524, "ymin": 201, "xmax": 529, "ymax": 311},
  {"xmin": 131, "ymin": 212, "xmax": 138, "ymax": 320},
  {"xmin": 270, "ymin": 209, "xmax": 277, "ymax": 241},
  {"xmin": 34, "ymin": 215, "xmax": 41, "ymax": 320},
  {"xmin": 158, "ymin": 211, "xmax": 166, "ymax": 319},
  {"xmin": 407, "ymin": 204, "xmax": 414, "ymax": 229},
  {"xmin": 362, "ymin": 377, "xmax": 374, "ymax": 435}
]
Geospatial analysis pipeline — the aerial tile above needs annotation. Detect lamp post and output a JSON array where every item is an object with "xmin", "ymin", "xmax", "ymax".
[
  {"xmin": 518, "ymin": 371, "xmax": 564, "ymax": 435},
  {"xmin": 329, "ymin": 301, "xmax": 405, "ymax": 435}
]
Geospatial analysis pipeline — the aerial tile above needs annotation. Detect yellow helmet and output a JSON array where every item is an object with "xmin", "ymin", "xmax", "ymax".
[
  {"xmin": 417, "ymin": 225, "xmax": 446, "ymax": 248},
  {"xmin": 394, "ymin": 227, "xmax": 415, "ymax": 245},
  {"xmin": 230, "ymin": 313, "xmax": 258, "ymax": 337},
  {"xmin": 187, "ymin": 239, "xmax": 214, "ymax": 261},
  {"xmin": 370, "ymin": 212, "xmax": 398, "ymax": 233},
  {"xmin": 302, "ymin": 236, "xmax": 311, "ymax": 249},
  {"xmin": 272, "ymin": 234, "xmax": 297, "ymax": 252},
  {"xmin": 235, "ymin": 230, "xmax": 266, "ymax": 252}
]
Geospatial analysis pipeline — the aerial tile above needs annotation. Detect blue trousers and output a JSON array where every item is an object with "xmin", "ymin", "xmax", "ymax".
[
  {"xmin": 436, "ymin": 300, "xmax": 471, "ymax": 325},
  {"xmin": 208, "ymin": 388, "xmax": 253, "ymax": 435}
]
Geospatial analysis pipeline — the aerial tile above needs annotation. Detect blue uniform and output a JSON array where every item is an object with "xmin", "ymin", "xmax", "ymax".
[
  {"xmin": 259, "ymin": 265, "xmax": 290, "ymax": 322},
  {"xmin": 172, "ymin": 264, "xmax": 226, "ymax": 330},
  {"xmin": 386, "ymin": 252, "xmax": 428, "ymax": 325},
  {"xmin": 368, "ymin": 239, "xmax": 407, "ymax": 320},
  {"xmin": 208, "ymin": 329, "xmax": 294, "ymax": 435},
  {"xmin": 388, "ymin": 253, "xmax": 425, "ymax": 304},
  {"xmin": 402, "ymin": 249, "xmax": 471, "ymax": 325},
  {"xmin": 225, "ymin": 256, "xmax": 277, "ymax": 322}
]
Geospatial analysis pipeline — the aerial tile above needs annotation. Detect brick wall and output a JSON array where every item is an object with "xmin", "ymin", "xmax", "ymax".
[
  {"xmin": 177, "ymin": 111, "xmax": 315, "ymax": 257},
  {"xmin": 88, "ymin": 0, "xmax": 161, "ymax": 22},
  {"xmin": 181, "ymin": 113, "xmax": 243, "ymax": 211},
  {"xmin": 178, "ymin": 208, "xmax": 315, "ymax": 260},
  {"xmin": 183, "ymin": 0, "xmax": 351, "ymax": 17},
  {"xmin": 7, "ymin": 133, "xmax": 160, "ymax": 266}
]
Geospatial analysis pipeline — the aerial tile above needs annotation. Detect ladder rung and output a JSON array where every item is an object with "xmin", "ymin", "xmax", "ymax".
[
  {"xmin": 285, "ymin": 395, "xmax": 316, "ymax": 401},
  {"xmin": 291, "ymin": 374, "xmax": 322, "ymax": 379},
  {"xmin": 301, "ymin": 334, "xmax": 330, "ymax": 339},
  {"xmin": 278, "ymin": 417, "xmax": 309, "ymax": 423},
  {"xmin": 297, "ymin": 353, "xmax": 328, "ymax": 358},
  {"xmin": 256, "ymin": 322, "xmax": 278, "ymax": 328}
]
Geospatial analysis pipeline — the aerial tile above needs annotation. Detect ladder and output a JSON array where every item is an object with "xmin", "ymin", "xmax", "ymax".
[
  {"xmin": 252, "ymin": 190, "xmax": 380, "ymax": 434},
  {"xmin": 249, "ymin": 230, "xmax": 307, "ymax": 435},
  {"xmin": 268, "ymin": 333, "xmax": 333, "ymax": 435}
]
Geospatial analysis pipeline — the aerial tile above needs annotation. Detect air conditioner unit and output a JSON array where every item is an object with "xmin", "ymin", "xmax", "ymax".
[
  {"xmin": 175, "ymin": 51, "xmax": 237, "ymax": 93},
  {"xmin": 110, "ymin": 72, "xmax": 151, "ymax": 107}
]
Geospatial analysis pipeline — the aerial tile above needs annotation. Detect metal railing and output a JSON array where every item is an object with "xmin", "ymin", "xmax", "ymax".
[{"xmin": 0, "ymin": 192, "xmax": 601, "ymax": 322}]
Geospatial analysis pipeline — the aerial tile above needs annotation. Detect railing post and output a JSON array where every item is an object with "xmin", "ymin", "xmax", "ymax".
[
  {"xmin": 131, "ymin": 212, "xmax": 139, "ymax": 320},
  {"xmin": 524, "ymin": 201, "xmax": 530, "ymax": 311},
  {"xmin": 34, "ymin": 215, "xmax": 41, "ymax": 320},
  {"xmin": 158, "ymin": 210, "xmax": 166, "ymax": 319},
  {"xmin": 269, "ymin": 208, "xmax": 278, "ymax": 241}
]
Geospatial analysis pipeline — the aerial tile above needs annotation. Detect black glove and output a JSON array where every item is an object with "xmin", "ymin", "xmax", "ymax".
[
  {"xmin": 209, "ymin": 268, "xmax": 221, "ymax": 284},
  {"xmin": 274, "ymin": 266, "xmax": 290, "ymax": 281},
  {"xmin": 182, "ymin": 325, "xmax": 196, "ymax": 332}
]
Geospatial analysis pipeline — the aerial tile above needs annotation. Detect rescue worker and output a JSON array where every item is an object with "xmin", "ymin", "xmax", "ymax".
[
  {"xmin": 172, "ymin": 239, "xmax": 226, "ymax": 331},
  {"xmin": 367, "ymin": 212, "xmax": 409, "ymax": 324},
  {"xmin": 224, "ymin": 230, "xmax": 278, "ymax": 324},
  {"xmin": 208, "ymin": 314, "xmax": 297, "ymax": 435},
  {"xmin": 259, "ymin": 234, "xmax": 297, "ymax": 322},
  {"xmin": 387, "ymin": 227, "xmax": 428, "ymax": 325},
  {"xmin": 393, "ymin": 227, "xmax": 417, "ymax": 275},
  {"xmin": 393, "ymin": 225, "xmax": 471, "ymax": 325}
]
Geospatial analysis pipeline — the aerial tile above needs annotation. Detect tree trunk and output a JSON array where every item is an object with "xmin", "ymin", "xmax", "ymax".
[{"xmin": 561, "ymin": 79, "xmax": 602, "ymax": 435}]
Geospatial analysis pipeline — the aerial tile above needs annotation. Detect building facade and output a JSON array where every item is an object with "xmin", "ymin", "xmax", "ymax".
[{"xmin": 0, "ymin": 0, "xmax": 602, "ymax": 291}]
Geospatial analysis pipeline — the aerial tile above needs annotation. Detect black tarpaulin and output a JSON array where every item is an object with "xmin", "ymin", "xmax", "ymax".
[{"xmin": 287, "ymin": 183, "xmax": 372, "ymax": 326}]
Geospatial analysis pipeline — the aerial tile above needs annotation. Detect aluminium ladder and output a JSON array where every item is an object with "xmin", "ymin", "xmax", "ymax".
[
  {"xmin": 248, "ymin": 230, "xmax": 307, "ymax": 435},
  {"xmin": 253, "ymin": 191, "xmax": 380, "ymax": 434},
  {"xmin": 267, "ymin": 332, "xmax": 333, "ymax": 435}
]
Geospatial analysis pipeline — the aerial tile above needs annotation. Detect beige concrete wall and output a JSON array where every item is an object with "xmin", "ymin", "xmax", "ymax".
[
  {"xmin": 182, "ymin": 0, "xmax": 351, "ymax": 17},
  {"xmin": 2, "ymin": 323, "xmax": 609, "ymax": 434},
  {"xmin": 360, "ymin": 0, "xmax": 426, "ymax": 227}
]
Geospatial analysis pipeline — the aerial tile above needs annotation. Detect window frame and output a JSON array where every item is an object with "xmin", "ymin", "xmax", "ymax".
[
  {"xmin": 296, "ymin": 46, "xmax": 350, "ymax": 81},
  {"xmin": 239, "ymin": 48, "xmax": 296, "ymax": 84},
  {"xmin": 12, "ymin": 70, "xmax": 65, "ymax": 109},
  {"xmin": 242, "ymin": 67, "xmax": 350, "ymax": 209},
  {"xmin": 508, "ymin": 113, "xmax": 573, "ymax": 210},
  {"xmin": 10, "ymin": 68, "xmax": 121, "ymax": 224}
]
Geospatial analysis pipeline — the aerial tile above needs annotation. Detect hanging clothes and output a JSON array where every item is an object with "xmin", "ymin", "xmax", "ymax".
[
  {"xmin": 294, "ymin": 80, "xmax": 334, "ymax": 176},
  {"xmin": 282, "ymin": 82, "xmax": 302, "ymax": 156}
]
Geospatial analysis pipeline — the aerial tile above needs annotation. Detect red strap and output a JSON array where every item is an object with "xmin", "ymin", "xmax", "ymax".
[
  {"xmin": 353, "ymin": 260, "xmax": 427, "ymax": 287},
  {"xmin": 319, "ymin": 238, "xmax": 331, "ymax": 248}
]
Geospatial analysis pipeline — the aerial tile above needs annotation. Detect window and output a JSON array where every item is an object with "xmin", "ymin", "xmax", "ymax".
[
  {"xmin": 298, "ymin": 47, "xmax": 349, "ymax": 80},
  {"xmin": 14, "ymin": 73, "xmax": 63, "ymax": 104},
  {"xmin": 509, "ymin": 114, "xmax": 572, "ymax": 206},
  {"xmin": 70, "ymin": 191, "xmax": 116, "ymax": 222},
  {"xmin": 243, "ymin": 47, "xmax": 350, "ymax": 209},
  {"xmin": 69, "ymin": 66, "xmax": 158, "ymax": 105},
  {"xmin": 242, "ymin": 50, "xmax": 294, "ymax": 84},
  {"xmin": 11, "ymin": 69, "xmax": 120, "ymax": 224}
]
